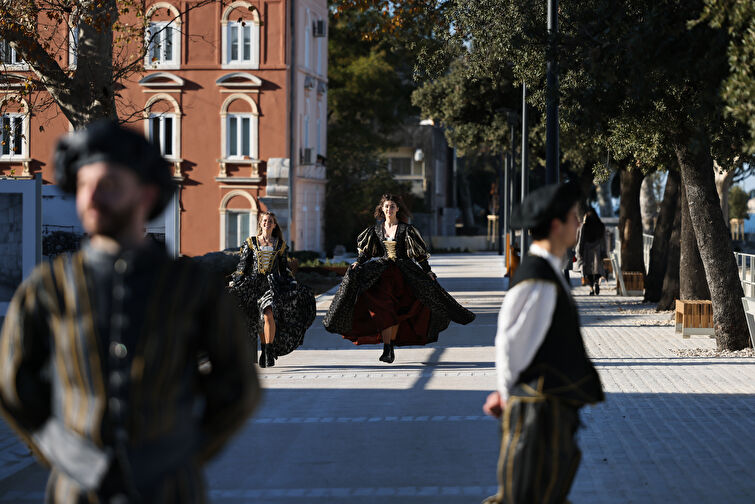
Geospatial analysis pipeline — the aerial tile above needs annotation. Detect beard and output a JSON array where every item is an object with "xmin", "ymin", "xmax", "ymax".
[{"xmin": 82, "ymin": 202, "xmax": 139, "ymax": 239}]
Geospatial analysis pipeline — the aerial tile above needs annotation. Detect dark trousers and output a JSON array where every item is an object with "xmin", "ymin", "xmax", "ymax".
[
  {"xmin": 483, "ymin": 385, "xmax": 582, "ymax": 504},
  {"xmin": 586, "ymin": 274, "xmax": 600, "ymax": 289}
]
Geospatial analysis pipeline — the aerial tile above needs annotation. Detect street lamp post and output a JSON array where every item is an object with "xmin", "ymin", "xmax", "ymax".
[
  {"xmin": 545, "ymin": 0, "xmax": 559, "ymax": 184},
  {"xmin": 521, "ymin": 83, "xmax": 529, "ymax": 254}
]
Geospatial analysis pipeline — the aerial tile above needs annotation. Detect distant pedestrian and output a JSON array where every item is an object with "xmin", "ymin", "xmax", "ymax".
[
  {"xmin": 228, "ymin": 211, "xmax": 316, "ymax": 367},
  {"xmin": 323, "ymin": 193, "xmax": 475, "ymax": 363},
  {"xmin": 576, "ymin": 208, "xmax": 608, "ymax": 295},
  {"xmin": 0, "ymin": 121, "xmax": 260, "ymax": 503},
  {"xmin": 483, "ymin": 182, "xmax": 604, "ymax": 504}
]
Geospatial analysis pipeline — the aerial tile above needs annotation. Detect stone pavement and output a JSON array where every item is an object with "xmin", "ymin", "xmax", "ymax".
[{"xmin": 0, "ymin": 253, "xmax": 753, "ymax": 503}]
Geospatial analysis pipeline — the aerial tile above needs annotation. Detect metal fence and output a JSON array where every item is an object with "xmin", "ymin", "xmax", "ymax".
[
  {"xmin": 735, "ymin": 252, "xmax": 755, "ymax": 298},
  {"xmin": 621, "ymin": 232, "xmax": 755, "ymax": 298}
]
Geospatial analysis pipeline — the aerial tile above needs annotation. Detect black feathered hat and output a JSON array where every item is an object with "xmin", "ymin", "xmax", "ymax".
[
  {"xmin": 54, "ymin": 120, "xmax": 175, "ymax": 220},
  {"xmin": 511, "ymin": 182, "xmax": 581, "ymax": 229}
]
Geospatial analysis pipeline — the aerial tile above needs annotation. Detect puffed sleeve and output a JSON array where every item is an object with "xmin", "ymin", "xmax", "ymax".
[
  {"xmin": 406, "ymin": 225, "xmax": 432, "ymax": 273},
  {"xmin": 0, "ymin": 265, "xmax": 53, "ymax": 450},
  {"xmin": 230, "ymin": 240, "xmax": 253, "ymax": 286},
  {"xmin": 278, "ymin": 240, "xmax": 294, "ymax": 278},
  {"xmin": 356, "ymin": 226, "xmax": 380, "ymax": 265}
]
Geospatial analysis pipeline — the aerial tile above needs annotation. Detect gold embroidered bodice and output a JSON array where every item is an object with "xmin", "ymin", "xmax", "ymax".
[
  {"xmin": 383, "ymin": 240, "xmax": 397, "ymax": 260},
  {"xmin": 256, "ymin": 245, "xmax": 277, "ymax": 273}
]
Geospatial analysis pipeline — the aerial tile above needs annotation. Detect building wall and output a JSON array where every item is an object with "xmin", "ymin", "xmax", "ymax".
[
  {"xmin": 291, "ymin": 0, "xmax": 328, "ymax": 253},
  {"xmin": 0, "ymin": 0, "xmax": 323, "ymax": 257}
]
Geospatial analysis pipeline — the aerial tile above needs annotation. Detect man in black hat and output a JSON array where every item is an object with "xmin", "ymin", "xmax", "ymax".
[
  {"xmin": 482, "ymin": 182, "xmax": 604, "ymax": 504},
  {"xmin": 0, "ymin": 120, "xmax": 260, "ymax": 503}
]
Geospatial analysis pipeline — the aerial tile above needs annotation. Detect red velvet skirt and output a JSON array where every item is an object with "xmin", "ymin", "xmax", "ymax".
[{"xmin": 342, "ymin": 263, "xmax": 432, "ymax": 346}]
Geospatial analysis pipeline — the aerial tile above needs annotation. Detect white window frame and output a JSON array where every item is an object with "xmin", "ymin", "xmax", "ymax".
[
  {"xmin": 304, "ymin": 22, "xmax": 311, "ymax": 69},
  {"xmin": 148, "ymin": 113, "xmax": 177, "ymax": 159},
  {"xmin": 0, "ymin": 40, "xmax": 26, "ymax": 68},
  {"xmin": 225, "ymin": 113, "xmax": 258, "ymax": 160},
  {"xmin": 0, "ymin": 113, "xmax": 28, "ymax": 160},
  {"xmin": 225, "ymin": 209, "xmax": 254, "ymax": 250},
  {"xmin": 145, "ymin": 21, "xmax": 180, "ymax": 69},
  {"xmin": 68, "ymin": 25, "xmax": 80, "ymax": 69},
  {"xmin": 224, "ymin": 21, "xmax": 260, "ymax": 69},
  {"xmin": 387, "ymin": 156, "xmax": 424, "ymax": 179}
]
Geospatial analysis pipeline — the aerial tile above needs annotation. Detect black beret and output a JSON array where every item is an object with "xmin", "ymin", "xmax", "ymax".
[
  {"xmin": 54, "ymin": 120, "xmax": 175, "ymax": 220},
  {"xmin": 511, "ymin": 182, "xmax": 581, "ymax": 229}
]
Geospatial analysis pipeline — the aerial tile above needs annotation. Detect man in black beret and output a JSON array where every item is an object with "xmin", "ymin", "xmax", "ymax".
[
  {"xmin": 0, "ymin": 120, "xmax": 260, "ymax": 503},
  {"xmin": 482, "ymin": 182, "xmax": 604, "ymax": 504}
]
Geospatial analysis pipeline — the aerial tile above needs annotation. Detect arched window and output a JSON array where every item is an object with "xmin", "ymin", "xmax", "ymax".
[
  {"xmin": 143, "ymin": 94, "xmax": 181, "ymax": 160},
  {"xmin": 221, "ymin": 2, "xmax": 261, "ymax": 69},
  {"xmin": 145, "ymin": 3, "xmax": 182, "ymax": 69},
  {"xmin": 220, "ymin": 94, "xmax": 259, "ymax": 160},
  {"xmin": 219, "ymin": 191, "xmax": 258, "ymax": 250}
]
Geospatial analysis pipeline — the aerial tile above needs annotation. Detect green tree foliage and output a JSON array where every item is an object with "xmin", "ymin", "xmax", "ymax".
[
  {"xmin": 699, "ymin": 0, "xmax": 755, "ymax": 154},
  {"xmin": 728, "ymin": 185, "xmax": 750, "ymax": 220},
  {"xmin": 325, "ymin": 7, "xmax": 415, "ymax": 253}
]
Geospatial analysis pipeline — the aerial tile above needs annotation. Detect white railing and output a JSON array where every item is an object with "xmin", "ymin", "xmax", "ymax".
[{"xmin": 735, "ymin": 252, "xmax": 755, "ymax": 298}]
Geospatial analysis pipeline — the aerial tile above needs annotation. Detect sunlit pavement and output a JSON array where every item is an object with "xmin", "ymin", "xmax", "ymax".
[{"xmin": 1, "ymin": 253, "xmax": 753, "ymax": 503}]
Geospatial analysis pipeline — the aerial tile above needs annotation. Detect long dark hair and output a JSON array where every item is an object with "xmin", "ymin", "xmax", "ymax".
[
  {"xmin": 373, "ymin": 193, "xmax": 411, "ymax": 223},
  {"xmin": 258, "ymin": 211, "xmax": 284, "ymax": 241},
  {"xmin": 581, "ymin": 209, "xmax": 605, "ymax": 243}
]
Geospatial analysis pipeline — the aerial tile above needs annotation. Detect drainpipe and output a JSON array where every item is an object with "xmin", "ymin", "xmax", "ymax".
[{"xmin": 288, "ymin": 0, "xmax": 296, "ymax": 249}]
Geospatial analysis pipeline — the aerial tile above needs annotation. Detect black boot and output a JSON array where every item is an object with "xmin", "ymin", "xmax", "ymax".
[
  {"xmin": 265, "ymin": 344, "xmax": 276, "ymax": 367},
  {"xmin": 379, "ymin": 343, "xmax": 391, "ymax": 363},
  {"xmin": 595, "ymin": 281, "xmax": 600, "ymax": 295},
  {"xmin": 259, "ymin": 343, "xmax": 267, "ymax": 368},
  {"xmin": 387, "ymin": 343, "xmax": 395, "ymax": 363}
]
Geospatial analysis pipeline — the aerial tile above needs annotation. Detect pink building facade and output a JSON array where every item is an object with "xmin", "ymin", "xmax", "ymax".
[{"xmin": 0, "ymin": 0, "xmax": 327, "ymax": 256}]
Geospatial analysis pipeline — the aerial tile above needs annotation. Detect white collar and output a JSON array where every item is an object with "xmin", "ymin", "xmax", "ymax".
[
  {"xmin": 529, "ymin": 243, "xmax": 564, "ymax": 272},
  {"xmin": 528, "ymin": 243, "xmax": 572, "ymax": 293}
]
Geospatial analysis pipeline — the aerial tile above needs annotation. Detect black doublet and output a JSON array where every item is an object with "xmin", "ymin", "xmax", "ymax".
[{"xmin": 510, "ymin": 255, "xmax": 604, "ymax": 406}]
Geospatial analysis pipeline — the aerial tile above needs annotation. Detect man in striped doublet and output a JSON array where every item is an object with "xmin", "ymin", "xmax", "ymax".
[{"xmin": 0, "ymin": 121, "xmax": 260, "ymax": 503}]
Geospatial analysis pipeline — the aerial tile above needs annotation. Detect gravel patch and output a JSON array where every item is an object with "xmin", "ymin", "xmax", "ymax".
[{"xmin": 673, "ymin": 347, "xmax": 755, "ymax": 358}]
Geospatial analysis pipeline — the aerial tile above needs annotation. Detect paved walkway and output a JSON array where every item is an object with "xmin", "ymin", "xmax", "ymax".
[{"xmin": 0, "ymin": 253, "xmax": 753, "ymax": 503}]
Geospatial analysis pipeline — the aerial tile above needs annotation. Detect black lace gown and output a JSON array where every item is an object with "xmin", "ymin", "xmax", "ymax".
[
  {"xmin": 323, "ymin": 222, "xmax": 475, "ymax": 346},
  {"xmin": 229, "ymin": 237, "xmax": 316, "ymax": 357}
]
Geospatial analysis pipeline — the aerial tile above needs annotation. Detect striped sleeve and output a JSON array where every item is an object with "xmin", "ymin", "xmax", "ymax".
[{"xmin": 0, "ymin": 265, "xmax": 54, "ymax": 443}]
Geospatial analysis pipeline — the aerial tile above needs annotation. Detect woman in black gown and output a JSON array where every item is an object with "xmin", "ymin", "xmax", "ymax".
[
  {"xmin": 323, "ymin": 194, "xmax": 475, "ymax": 363},
  {"xmin": 229, "ymin": 212, "xmax": 316, "ymax": 367}
]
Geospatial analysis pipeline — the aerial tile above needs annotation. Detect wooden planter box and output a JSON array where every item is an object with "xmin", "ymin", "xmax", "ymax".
[
  {"xmin": 617, "ymin": 271, "xmax": 644, "ymax": 295},
  {"xmin": 675, "ymin": 299, "xmax": 714, "ymax": 338}
]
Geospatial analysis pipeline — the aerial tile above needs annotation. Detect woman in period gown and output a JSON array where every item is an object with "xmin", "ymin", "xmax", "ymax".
[
  {"xmin": 323, "ymin": 194, "xmax": 476, "ymax": 363},
  {"xmin": 576, "ymin": 208, "xmax": 608, "ymax": 295},
  {"xmin": 229, "ymin": 212, "xmax": 316, "ymax": 367}
]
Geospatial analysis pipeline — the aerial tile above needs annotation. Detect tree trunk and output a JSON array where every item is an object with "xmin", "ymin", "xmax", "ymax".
[
  {"xmin": 595, "ymin": 176, "xmax": 614, "ymax": 218},
  {"xmin": 714, "ymin": 162, "xmax": 735, "ymax": 224},
  {"xmin": 457, "ymin": 157, "xmax": 475, "ymax": 227},
  {"xmin": 619, "ymin": 165, "xmax": 645, "ymax": 273},
  {"xmin": 640, "ymin": 174, "xmax": 658, "ymax": 233},
  {"xmin": 680, "ymin": 181, "xmax": 711, "ymax": 300},
  {"xmin": 676, "ymin": 136, "xmax": 749, "ymax": 350},
  {"xmin": 645, "ymin": 170, "xmax": 680, "ymax": 302},
  {"xmin": 658, "ymin": 178, "xmax": 682, "ymax": 311}
]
